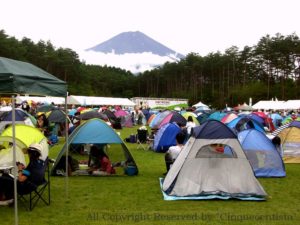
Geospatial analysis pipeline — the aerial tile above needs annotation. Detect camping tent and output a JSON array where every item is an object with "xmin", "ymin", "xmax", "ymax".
[
  {"xmin": 46, "ymin": 109, "xmax": 68, "ymax": 123},
  {"xmin": 238, "ymin": 129, "xmax": 285, "ymax": 177},
  {"xmin": 0, "ymin": 108, "xmax": 35, "ymax": 122},
  {"xmin": 0, "ymin": 124, "xmax": 49, "ymax": 171},
  {"xmin": 0, "ymin": 138, "xmax": 26, "ymax": 168},
  {"xmin": 276, "ymin": 121, "xmax": 300, "ymax": 162},
  {"xmin": 149, "ymin": 110, "xmax": 172, "ymax": 129},
  {"xmin": 153, "ymin": 122, "xmax": 181, "ymax": 152},
  {"xmin": 227, "ymin": 117, "xmax": 265, "ymax": 133},
  {"xmin": 0, "ymin": 56, "xmax": 67, "ymax": 225},
  {"xmin": 0, "ymin": 124, "xmax": 49, "ymax": 161},
  {"xmin": 250, "ymin": 112, "xmax": 275, "ymax": 132},
  {"xmin": 162, "ymin": 120, "xmax": 267, "ymax": 200},
  {"xmin": 270, "ymin": 113, "xmax": 283, "ymax": 128},
  {"xmin": 51, "ymin": 119, "xmax": 138, "ymax": 175},
  {"xmin": 181, "ymin": 112, "xmax": 200, "ymax": 125},
  {"xmin": 158, "ymin": 111, "xmax": 187, "ymax": 128},
  {"xmin": 114, "ymin": 109, "xmax": 133, "ymax": 128},
  {"xmin": 196, "ymin": 112, "xmax": 211, "ymax": 124},
  {"xmin": 208, "ymin": 111, "xmax": 227, "ymax": 121},
  {"xmin": 0, "ymin": 108, "xmax": 36, "ymax": 133},
  {"xmin": 221, "ymin": 113, "xmax": 238, "ymax": 124},
  {"xmin": 282, "ymin": 115, "xmax": 300, "ymax": 125},
  {"xmin": 79, "ymin": 110, "xmax": 108, "ymax": 121}
]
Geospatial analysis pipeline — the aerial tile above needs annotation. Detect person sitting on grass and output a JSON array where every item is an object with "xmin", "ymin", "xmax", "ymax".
[
  {"xmin": 88, "ymin": 145, "xmax": 115, "ymax": 175},
  {"xmin": 164, "ymin": 132, "xmax": 186, "ymax": 175}
]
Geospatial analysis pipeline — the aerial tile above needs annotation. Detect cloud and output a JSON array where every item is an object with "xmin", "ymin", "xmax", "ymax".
[{"xmin": 78, "ymin": 50, "xmax": 179, "ymax": 74}]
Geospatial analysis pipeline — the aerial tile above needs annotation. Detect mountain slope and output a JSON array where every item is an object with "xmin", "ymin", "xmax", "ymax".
[
  {"xmin": 86, "ymin": 31, "xmax": 185, "ymax": 58},
  {"xmin": 81, "ymin": 31, "xmax": 185, "ymax": 73}
]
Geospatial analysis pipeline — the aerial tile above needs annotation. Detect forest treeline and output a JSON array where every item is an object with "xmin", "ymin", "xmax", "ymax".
[{"xmin": 1, "ymin": 29, "xmax": 300, "ymax": 108}]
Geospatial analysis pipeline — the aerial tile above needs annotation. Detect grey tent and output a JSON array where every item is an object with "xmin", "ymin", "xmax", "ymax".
[
  {"xmin": 47, "ymin": 109, "xmax": 68, "ymax": 123},
  {"xmin": 162, "ymin": 120, "xmax": 267, "ymax": 200}
]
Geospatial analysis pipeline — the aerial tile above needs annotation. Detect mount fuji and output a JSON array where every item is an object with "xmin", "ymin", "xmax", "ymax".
[{"xmin": 79, "ymin": 31, "xmax": 185, "ymax": 74}]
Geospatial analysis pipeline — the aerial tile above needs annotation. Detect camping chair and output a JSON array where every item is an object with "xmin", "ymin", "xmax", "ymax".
[
  {"xmin": 18, "ymin": 158, "xmax": 51, "ymax": 211},
  {"xmin": 136, "ymin": 129, "xmax": 149, "ymax": 150}
]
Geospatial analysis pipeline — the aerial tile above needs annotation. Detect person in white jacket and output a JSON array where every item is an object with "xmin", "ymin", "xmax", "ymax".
[
  {"xmin": 186, "ymin": 116, "xmax": 196, "ymax": 136},
  {"xmin": 164, "ymin": 132, "xmax": 186, "ymax": 175}
]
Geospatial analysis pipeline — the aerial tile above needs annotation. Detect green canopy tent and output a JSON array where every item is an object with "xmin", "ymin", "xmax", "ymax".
[
  {"xmin": 0, "ymin": 56, "xmax": 66, "ymax": 96},
  {"xmin": 0, "ymin": 56, "xmax": 67, "ymax": 225}
]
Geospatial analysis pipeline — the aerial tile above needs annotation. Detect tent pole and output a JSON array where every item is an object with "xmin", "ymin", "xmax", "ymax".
[
  {"xmin": 65, "ymin": 94, "xmax": 69, "ymax": 198},
  {"xmin": 12, "ymin": 95, "xmax": 19, "ymax": 225}
]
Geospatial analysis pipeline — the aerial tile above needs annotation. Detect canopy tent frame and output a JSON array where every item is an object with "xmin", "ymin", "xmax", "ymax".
[{"xmin": 0, "ymin": 56, "xmax": 67, "ymax": 225}]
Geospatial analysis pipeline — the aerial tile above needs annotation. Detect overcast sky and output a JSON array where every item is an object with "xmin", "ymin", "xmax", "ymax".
[{"xmin": 1, "ymin": 0, "xmax": 299, "ymax": 57}]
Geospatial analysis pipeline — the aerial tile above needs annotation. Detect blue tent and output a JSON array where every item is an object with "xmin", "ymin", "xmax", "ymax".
[
  {"xmin": 68, "ymin": 108, "xmax": 77, "ymax": 116},
  {"xmin": 196, "ymin": 112, "xmax": 211, "ymax": 124},
  {"xmin": 193, "ymin": 119, "xmax": 237, "ymax": 139},
  {"xmin": 51, "ymin": 119, "xmax": 138, "ymax": 175},
  {"xmin": 208, "ymin": 111, "xmax": 227, "ymax": 121},
  {"xmin": 0, "ymin": 108, "xmax": 31, "ymax": 121},
  {"xmin": 248, "ymin": 113, "xmax": 265, "ymax": 126},
  {"xmin": 227, "ymin": 117, "xmax": 265, "ymax": 133},
  {"xmin": 270, "ymin": 113, "xmax": 283, "ymax": 128},
  {"xmin": 238, "ymin": 129, "xmax": 285, "ymax": 177},
  {"xmin": 153, "ymin": 122, "xmax": 181, "ymax": 152},
  {"xmin": 289, "ymin": 120, "xmax": 300, "ymax": 128}
]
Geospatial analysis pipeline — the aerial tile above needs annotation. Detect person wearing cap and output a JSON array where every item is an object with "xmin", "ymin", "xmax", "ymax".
[{"xmin": 0, "ymin": 143, "xmax": 46, "ymax": 206}]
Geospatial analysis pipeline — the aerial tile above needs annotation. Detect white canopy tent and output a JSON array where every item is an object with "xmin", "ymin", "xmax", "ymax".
[
  {"xmin": 252, "ymin": 100, "xmax": 286, "ymax": 110},
  {"xmin": 283, "ymin": 100, "xmax": 300, "ymax": 110},
  {"xmin": 67, "ymin": 95, "xmax": 135, "ymax": 106},
  {"xmin": 193, "ymin": 101, "xmax": 209, "ymax": 108},
  {"xmin": 15, "ymin": 95, "xmax": 136, "ymax": 107},
  {"xmin": 16, "ymin": 96, "xmax": 66, "ymax": 105},
  {"xmin": 252, "ymin": 100, "xmax": 300, "ymax": 110}
]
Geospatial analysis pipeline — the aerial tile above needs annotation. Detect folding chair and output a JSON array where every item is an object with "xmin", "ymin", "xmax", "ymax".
[
  {"xmin": 18, "ymin": 158, "xmax": 51, "ymax": 211},
  {"xmin": 136, "ymin": 129, "xmax": 148, "ymax": 150}
]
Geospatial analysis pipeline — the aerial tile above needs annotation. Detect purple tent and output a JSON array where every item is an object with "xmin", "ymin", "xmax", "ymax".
[{"xmin": 114, "ymin": 109, "xmax": 128, "ymax": 117}]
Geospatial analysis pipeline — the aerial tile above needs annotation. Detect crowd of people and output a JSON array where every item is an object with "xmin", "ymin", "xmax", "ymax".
[{"xmin": 0, "ymin": 98, "xmax": 298, "ymax": 206}]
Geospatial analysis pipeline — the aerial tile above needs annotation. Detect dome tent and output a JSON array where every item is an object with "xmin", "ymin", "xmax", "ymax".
[
  {"xmin": 0, "ymin": 124, "xmax": 49, "ymax": 167},
  {"xmin": 162, "ymin": 120, "xmax": 267, "ymax": 200},
  {"xmin": 238, "ymin": 129, "xmax": 285, "ymax": 177},
  {"xmin": 276, "ymin": 121, "xmax": 300, "ymax": 162},
  {"xmin": 51, "ymin": 119, "xmax": 138, "ymax": 176},
  {"xmin": 153, "ymin": 122, "xmax": 181, "ymax": 152}
]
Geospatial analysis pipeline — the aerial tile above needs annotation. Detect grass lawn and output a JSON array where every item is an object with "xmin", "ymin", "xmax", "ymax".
[{"xmin": 1, "ymin": 126, "xmax": 300, "ymax": 225}]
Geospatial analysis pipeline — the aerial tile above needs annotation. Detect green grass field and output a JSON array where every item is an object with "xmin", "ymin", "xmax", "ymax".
[{"xmin": 1, "ymin": 126, "xmax": 300, "ymax": 225}]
